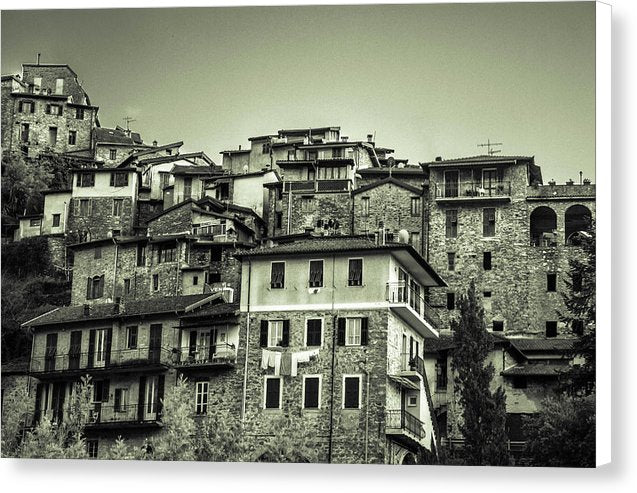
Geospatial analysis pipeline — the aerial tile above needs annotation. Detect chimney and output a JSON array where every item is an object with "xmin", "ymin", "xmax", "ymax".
[
  {"xmin": 239, "ymin": 145, "xmax": 242, "ymax": 150},
  {"xmin": 367, "ymin": 134, "xmax": 373, "ymax": 143},
  {"xmin": 579, "ymin": 171, "xmax": 583, "ymax": 185},
  {"xmin": 341, "ymin": 136, "xmax": 348, "ymax": 143},
  {"xmin": 152, "ymin": 140, "xmax": 158, "ymax": 147},
  {"xmin": 566, "ymin": 179, "xmax": 574, "ymax": 185},
  {"xmin": 548, "ymin": 179, "xmax": 556, "ymax": 186},
  {"xmin": 435, "ymin": 156, "xmax": 443, "ymax": 162},
  {"xmin": 83, "ymin": 304, "xmax": 90, "ymax": 317}
]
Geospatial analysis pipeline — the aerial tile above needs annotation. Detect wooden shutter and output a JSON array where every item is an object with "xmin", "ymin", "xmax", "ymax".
[
  {"xmin": 157, "ymin": 375, "xmax": 165, "ymax": 415},
  {"xmin": 304, "ymin": 377, "xmax": 319, "ymax": 408},
  {"xmin": 337, "ymin": 318, "xmax": 346, "ymax": 346},
  {"xmin": 59, "ymin": 105, "xmax": 63, "ymax": 116},
  {"xmin": 105, "ymin": 327, "xmax": 113, "ymax": 366},
  {"xmin": 102, "ymin": 379, "xmax": 110, "ymax": 402},
  {"xmin": 88, "ymin": 198, "xmax": 94, "ymax": 216},
  {"xmin": 281, "ymin": 320, "xmax": 290, "ymax": 347},
  {"xmin": 45, "ymin": 104, "xmax": 51, "ymax": 114},
  {"xmin": 30, "ymin": 102, "xmax": 35, "ymax": 113},
  {"xmin": 87, "ymin": 329, "xmax": 96, "ymax": 369},
  {"xmin": 138, "ymin": 376, "xmax": 146, "ymax": 421},
  {"xmin": 189, "ymin": 331, "xmax": 197, "ymax": 357},
  {"xmin": 360, "ymin": 317, "xmax": 369, "ymax": 345},
  {"xmin": 86, "ymin": 277, "xmax": 92, "ymax": 299},
  {"xmin": 260, "ymin": 320, "xmax": 268, "ymax": 347},
  {"xmin": 34, "ymin": 383, "xmax": 43, "ymax": 420},
  {"xmin": 109, "ymin": 173, "xmax": 115, "ymax": 186},
  {"xmin": 114, "ymin": 389, "xmax": 121, "ymax": 411},
  {"xmin": 265, "ymin": 379, "xmax": 280, "ymax": 408},
  {"xmin": 18, "ymin": 101, "xmax": 23, "ymax": 112}
]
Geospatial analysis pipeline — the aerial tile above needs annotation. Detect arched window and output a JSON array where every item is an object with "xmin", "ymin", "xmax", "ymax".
[
  {"xmin": 530, "ymin": 207, "xmax": 557, "ymax": 246},
  {"xmin": 565, "ymin": 205, "xmax": 592, "ymax": 245}
]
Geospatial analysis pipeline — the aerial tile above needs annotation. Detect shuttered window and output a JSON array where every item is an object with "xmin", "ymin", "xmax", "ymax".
[
  {"xmin": 308, "ymin": 260, "xmax": 323, "ymax": 288},
  {"xmin": 483, "ymin": 208, "xmax": 496, "ymax": 237},
  {"xmin": 264, "ymin": 377, "xmax": 281, "ymax": 409},
  {"xmin": 306, "ymin": 319, "xmax": 322, "ymax": 347},
  {"xmin": 348, "ymin": 258, "xmax": 363, "ymax": 286},
  {"xmin": 86, "ymin": 275, "xmax": 104, "ymax": 299},
  {"xmin": 445, "ymin": 210, "xmax": 458, "ymax": 238},
  {"xmin": 270, "ymin": 262, "xmax": 285, "ymax": 289},
  {"xmin": 343, "ymin": 376, "xmax": 361, "ymax": 409},
  {"xmin": 264, "ymin": 320, "xmax": 289, "ymax": 348},
  {"xmin": 303, "ymin": 377, "xmax": 320, "ymax": 409},
  {"xmin": 78, "ymin": 173, "xmax": 95, "ymax": 187}
]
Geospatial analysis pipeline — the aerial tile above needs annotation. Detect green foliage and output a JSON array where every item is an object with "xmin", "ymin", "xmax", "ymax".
[
  {"xmin": 194, "ymin": 412, "xmax": 249, "ymax": 462},
  {"xmin": 106, "ymin": 436, "xmax": 148, "ymax": 460},
  {"xmin": 1, "ymin": 154, "xmax": 53, "ymax": 217},
  {"xmin": 522, "ymin": 393, "xmax": 595, "ymax": 467},
  {"xmin": 255, "ymin": 415, "xmax": 321, "ymax": 463},
  {"xmin": 451, "ymin": 281, "xmax": 510, "ymax": 466},
  {"xmin": 1, "ymin": 385, "xmax": 31, "ymax": 457}
]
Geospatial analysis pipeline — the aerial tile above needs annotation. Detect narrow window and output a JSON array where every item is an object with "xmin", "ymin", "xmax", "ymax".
[
  {"xmin": 152, "ymin": 274, "xmax": 159, "ymax": 292},
  {"xmin": 346, "ymin": 318, "xmax": 362, "ymax": 346},
  {"xmin": 493, "ymin": 320, "xmax": 504, "ymax": 332},
  {"xmin": 546, "ymin": 321, "xmax": 558, "ymax": 338},
  {"xmin": 193, "ymin": 275, "xmax": 199, "ymax": 286},
  {"xmin": 79, "ymin": 199, "xmax": 90, "ymax": 216},
  {"xmin": 446, "ymin": 292, "xmax": 455, "ymax": 310},
  {"xmin": 136, "ymin": 244, "xmax": 146, "ymax": 266},
  {"xmin": 270, "ymin": 262, "xmax": 285, "ymax": 289},
  {"xmin": 55, "ymin": 78, "xmax": 64, "ymax": 94},
  {"xmin": 483, "ymin": 251, "xmax": 492, "ymax": 270},
  {"xmin": 114, "ymin": 388, "xmax": 129, "ymax": 412},
  {"xmin": 86, "ymin": 440, "xmax": 98, "ymax": 459},
  {"xmin": 68, "ymin": 130, "xmax": 77, "ymax": 145},
  {"xmin": 109, "ymin": 149, "xmax": 117, "ymax": 160},
  {"xmin": 20, "ymin": 123, "xmax": 29, "ymax": 142},
  {"xmin": 309, "ymin": 260, "xmax": 323, "ymax": 288},
  {"xmin": 52, "ymin": 214, "xmax": 60, "ymax": 227},
  {"xmin": 113, "ymin": 198, "xmax": 123, "ymax": 217},
  {"xmin": 343, "ymin": 376, "xmax": 361, "ymax": 409},
  {"xmin": 447, "ymin": 252, "xmax": 455, "ymax": 271},
  {"xmin": 483, "ymin": 208, "xmax": 496, "ymax": 237},
  {"xmin": 48, "ymin": 127, "xmax": 58, "ymax": 146},
  {"xmin": 547, "ymin": 273, "xmax": 557, "ymax": 292},
  {"xmin": 512, "ymin": 377, "xmax": 527, "ymax": 389},
  {"xmin": 76, "ymin": 107, "xmax": 85, "ymax": 120},
  {"xmin": 268, "ymin": 320, "xmax": 284, "ymax": 347},
  {"xmin": 264, "ymin": 377, "xmax": 281, "ymax": 409},
  {"xmin": 435, "ymin": 355, "xmax": 448, "ymax": 390},
  {"xmin": 306, "ymin": 319, "xmax": 322, "ymax": 347},
  {"xmin": 94, "ymin": 246, "xmax": 102, "ymax": 260},
  {"xmin": 275, "ymin": 212, "xmax": 283, "ymax": 229},
  {"xmin": 195, "ymin": 381, "xmax": 209, "ymax": 415},
  {"xmin": 183, "ymin": 177, "xmax": 192, "ymax": 199},
  {"xmin": 445, "ymin": 210, "xmax": 458, "ymax": 238},
  {"xmin": 348, "ymin": 258, "xmax": 363, "ymax": 286},
  {"xmin": 124, "ymin": 278, "xmax": 131, "ymax": 295},
  {"xmin": 410, "ymin": 197, "xmax": 421, "ymax": 216},
  {"xmin": 303, "ymin": 376, "xmax": 320, "ymax": 409},
  {"xmin": 361, "ymin": 197, "xmax": 370, "ymax": 216}
]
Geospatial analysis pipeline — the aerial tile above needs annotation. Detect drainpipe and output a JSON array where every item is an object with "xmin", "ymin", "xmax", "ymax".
[
  {"xmin": 364, "ymin": 369, "xmax": 370, "ymax": 463},
  {"xmin": 327, "ymin": 255, "xmax": 336, "ymax": 463},
  {"xmin": 286, "ymin": 181, "xmax": 292, "ymax": 235},
  {"xmin": 241, "ymin": 258, "xmax": 252, "ymax": 422},
  {"xmin": 112, "ymin": 238, "xmax": 118, "ymax": 301}
]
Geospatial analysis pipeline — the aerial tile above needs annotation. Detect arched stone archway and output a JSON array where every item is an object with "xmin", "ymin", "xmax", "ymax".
[
  {"xmin": 530, "ymin": 206, "xmax": 557, "ymax": 246},
  {"xmin": 402, "ymin": 452, "xmax": 417, "ymax": 465},
  {"xmin": 565, "ymin": 205, "xmax": 592, "ymax": 245}
]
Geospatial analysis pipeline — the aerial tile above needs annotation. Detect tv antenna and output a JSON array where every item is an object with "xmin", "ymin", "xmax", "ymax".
[
  {"xmin": 477, "ymin": 139, "xmax": 502, "ymax": 156},
  {"xmin": 123, "ymin": 116, "xmax": 136, "ymax": 131}
]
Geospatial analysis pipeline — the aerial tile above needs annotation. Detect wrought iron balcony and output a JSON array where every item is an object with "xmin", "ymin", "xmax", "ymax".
[
  {"xmin": 29, "ymin": 346, "xmax": 174, "ymax": 375},
  {"xmin": 386, "ymin": 281, "xmax": 441, "ymax": 338},
  {"xmin": 386, "ymin": 409, "xmax": 426, "ymax": 442},
  {"xmin": 175, "ymin": 342, "xmax": 237, "ymax": 370},
  {"xmin": 398, "ymin": 352, "xmax": 426, "ymax": 380},
  {"xmin": 87, "ymin": 402, "xmax": 161, "ymax": 428},
  {"xmin": 434, "ymin": 181, "xmax": 511, "ymax": 202}
]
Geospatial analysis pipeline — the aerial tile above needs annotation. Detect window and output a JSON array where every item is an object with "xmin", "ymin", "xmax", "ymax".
[
  {"xmin": 447, "ymin": 252, "xmax": 455, "ymax": 271},
  {"xmin": 348, "ymin": 258, "xmax": 363, "ymax": 286},
  {"xmin": 309, "ymin": 260, "xmax": 323, "ymax": 288},
  {"xmin": 48, "ymin": 126, "xmax": 58, "ymax": 145},
  {"xmin": 210, "ymin": 246, "xmax": 222, "ymax": 262},
  {"xmin": 193, "ymin": 275, "xmax": 199, "ymax": 286},
  {"xmin": 264, "ymin": 377, "xmax": 281, "ymax": 409},
  {"xmin": 19, "ymin": 100, "xmax": 34, "ymax": 113},
  {"xmin": 136, "ymin": 244, "xmax": 146, "ymax": 266},
  {"xmin": 572, "ymin": 319, "xmax": 585, "ymax": 336},
  {"xmin": 410, "ymin": 197, "xmax": 421, "ymax": 216},
  {"xmin": 52, "ymin": 214, "xmax": 60, "ymax": 227},
  {"xmin": 445, "ymin": 210, "xmax": 458, "ymax": 238},
  {"xmin": 337, "ymin": 317, "xmax": 369, "ymax": 346},
  {"xmin": 110, "ymin": 172, "xmax": 129, "ymax": 187},
  {"xmin": 407, "ymin": 395, "xmax": 418, "ymax": 407},
  {"xmin": 86, "ymin": 440, "xmax": 98, "ymax": 459},
  {"xmin": 152, "ymin": 274, "xmax": 159, "ymax": 292},
  {"xmin": 195, "ymin": 381, "xmax": 209, "ymax": 415},
  {"xmin": 483, "ymin": 291, "xmax": 492, "ymax": 298},
  {"xmin": 109, "ymin": 149, "xmax": 117, "ymax": 160},
  {"xmin": 446, "ymin": 292, "xmax": 455, "ymax": 310},
  {"xmin": 183, "ymin": 177, "xmax": 192, "ymax": 199},
  {"xmin": 270, "ymin": 262, "xmax": 285, "ymax": 289},
  {"xmin": 306, "ymin": 319, "xmax": 322, "ymax": 347},
  {"xmin": 436, "ymin": 355, "xmax": 448, "ymax": 390},
  {"xmin": 111, "ymin": 229, "xmax": 121, "ymax": 238},
  {"xmin": 361, "ymin": 197, "xmax": 370, "ymax": 216},
  {"xmin": 159, "ymin": 172, "xmax": 170, "ymax": 191},
  {"xmin": 87, "ymin": 275, "xmax": 104, "ymax": 299},
  {"xmin": 94, "ymin": 246, "xmax": 102, "ymax": 259},
  {"xmin": 410, "ymin": 232, "xmax": 420, "ymax": 248},
  {"xmin": 343, "ymin": 376, "xmax": 361, "ymax": 409},
  {"xmin": 547, "ymin": 273, "xmax": 557, "ymax": 292},
  {"xmin": 262, "ymin": 143, "xmax": 270, "ymax": 154},
  {"xmin": 68, "ymin": 130, "xmax": 77, "ymax": 145},
  {"xmin": 483, "ymin": 208, "xmax": 496, "ymax": 237},
  {"xmin": 29, "ymin": 218, "xmax": 41, "ymax": 227},
  {"xmin": 303, "ymin": 376, "xmax": 321, "ymax": 409},
  {"xmin": 157, "ymin": 244, "xmax": 176, "ymax": 263},
  {"xmin": 78, "ymin": 199, "xmax": 91, "ymax": 217},
  {"xmin": 113, "ymin": 199, "xmax": 123, "ymax": 217},
  {"xmin": 124, "ymin": 279, "xmax": 131, "ymax": 295},
  {"xmin": 267, "ymin": 320, "xmax": 285, "ymax": 348},
  {"xmin": 76, "ymin": 107, "xmax": 85, "ymax": 120},
  {"xmin": 114, "ymin": 388, "xmax": 129, "ymax": 412},
  {"xmin": 546, "ymin": 321, "xmax": 558, "ymax": 338},
  {"xmin": 78, "ymin": 173, "xmax": 95, "ymax": 187},
  {"xmin": 444, "ymin": 170, "xmax": 459, "ymax": 198},
  {"xmin": 20, "ymin": 123, "xmax": 29, "ymax": 142},
  {"xmin": 493, "ymin": 320, "xmax": 504, "ymax": 332},
  {"xmin": 301, "ymin": 196, "xmax": 314, "ymax": 212},
  {"xmin": 512, "ymin": 376, "xmax": 527, "ymax": 389},
  {"xmin": 483, "ymin": 251, "xmax": 492, "ymax": 270},
  {"xmin": 46, "ymin": 105, "xmax": 62, "ymax": 116},
  {"xmin": 275, "ymin": 212, "xmax": 283, "ymax": 229},
  {"xmin": 55, "ymin": 78, "xmax": 64, "ymax": 94},
  {"xmin": 572, "ymin": 272, "xmax": 582, "ymax": 292}
]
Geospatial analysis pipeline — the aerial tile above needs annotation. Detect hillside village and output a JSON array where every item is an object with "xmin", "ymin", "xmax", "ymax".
[{"xmin": 0, "ymin": 62, "xmax": 595, "ymax": 463}]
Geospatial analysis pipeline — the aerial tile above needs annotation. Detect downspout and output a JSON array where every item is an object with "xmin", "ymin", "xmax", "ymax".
[
  {"xmin": 175, "ymin": 240, "xmax": 180, "ymax": 296},
  {"xmin": 364, "ymin": 369, "xmax": 370, "ymax": 463},
  {"xmin": 112, "ymin": 238, "xmax": 118, "ymax": 300},
  {"xmin": 26, "ymin": 325, "xmax": 36, "ymax": 434},
  {"xmin": 327, "ymin": 254, "xmax": 336, "ymax": 463},
  {"xmin": 286, "ymin": 181, "xmax": 292, "ymax": 235},
  {"xmin": 241, "ymin": 258, "xmax": 252, "ymax": 422}
]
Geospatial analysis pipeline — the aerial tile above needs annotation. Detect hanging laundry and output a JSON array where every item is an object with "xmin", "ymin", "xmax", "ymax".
[
  {"xmin": 280, "ymin": 352, "xmax": 293, "ymax": 376},
  {"xmin": 290, "ymin": 348, "xmax": 320, "ymax": 377}
]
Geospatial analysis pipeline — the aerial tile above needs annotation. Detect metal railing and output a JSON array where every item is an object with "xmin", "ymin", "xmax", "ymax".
[
  {"xmin": 399, "ymin": 352, "xmax": 426, "ymax": 379},
  {"xmin": 176, "ymin": 342, "xmax": 237, "ymax": 367},
  {"xmin": 386, "ymin": 281, "xmax": 442, "ymax": 329},
  {"xmin": 192, "ymin": 223, "xmax": 227, "ymax": 237},
  {"xmin": 283, "ymin": 179, "xmax": 352, "ymax": 193},
  {"xmin": 434, "ymin": 181, "xmax": 511, "ymax": 199},
  {"xmin": 88, "ymin": 402, "xmax": 161, "ymax": 425},
  {"xmin": 441, "ymin": 438, "xmax": 527, "ymax": 453},
  {"xmin": 30, "ymin": 347, "xmax": 173, "ymax": 373},
  {"xmin": 386, "ymin": 410, "xmax": 425, "ymax": 440}
]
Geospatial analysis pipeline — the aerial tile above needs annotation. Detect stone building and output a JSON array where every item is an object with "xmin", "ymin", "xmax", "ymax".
[
  {"xmin": 1, "ymin": 64, "xmax": 98, "ymax": 158},
  {"xmin": 235, "ymin": 236, "xmax": 447, "ymax": 464},
  {"xmin": 422, "ymin": 155, "xmax": 595, "ymax": 338}
]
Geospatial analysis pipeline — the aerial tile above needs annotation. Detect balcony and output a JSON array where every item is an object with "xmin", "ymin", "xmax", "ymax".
[
  {"xmin": 397, "ymin": 352, "xmax": 426, "ymax": 380},
  {"xmin": 29, "ymin": 347, "xmax": 173, "ymax": 377},
  {"xmin": 86, "ymin": 403, "xmax": 162, "ymax": 430},
  {"xmin": 386, "ymin": 282, "xmax": 440, "ymax": 339},
  {"xmin": 386, "ymin": 409, "xmax": 426, "ymax": 448},
  {"xmin": 175, "ymin": 342, "xmax": 237, "ymax": 371},
  {"xmin": 434, "ymin": 181, "xmax": 511, "ymax": 203},
  {"xmin": 283, "ymin": 179, "xmax": 351, "ymax": 193}
]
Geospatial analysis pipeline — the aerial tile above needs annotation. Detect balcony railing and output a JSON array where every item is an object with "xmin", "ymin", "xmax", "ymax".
[
  {"xmin": 386, "ymin": 281, "xmax": 441, "ymax": 329},
  {"xmin": 175, "ymin": 342, "xmax": 237, "ymax": 368},
  {"xmin": 386, "ymin": 409, "xmax": 425, "ymax": 440},
  {"xmin": 434, "ymin": 181, "xmax": 511, "ymax": 200},
  {"xmin": 29, "ymin": 347, "xmax": 173, "ymax": 374},
  {"xmin": 283, "ymin": 179, "xmax": 352, "ymax": 193},
  {"xmin": 192, "ymin": 223, "xmax": 227, "ymax": 237},
  {"xmin": 87, "ymin": 402, "xmax": 161, "ymax": 426},
  {"xmin": 399, "ymin": 352, "xmax": 426, "ymax": 379}
]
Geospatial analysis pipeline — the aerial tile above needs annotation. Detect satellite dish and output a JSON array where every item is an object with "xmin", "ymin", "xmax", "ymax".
[{"xmin": 398, "ymin": 229, "xmax": 410, "ymax": 244}]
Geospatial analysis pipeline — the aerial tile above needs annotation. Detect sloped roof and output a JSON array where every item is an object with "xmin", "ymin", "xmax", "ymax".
[
  {"xmin": 94, "ymin": 127, "xmax": 141, "ymax": 145},
  {"xmin": 352, "ymin": 177, "xmax": 423, "ymax": 196},
  {"xmin": 421, "ymin": 155, "xmax": 534, "ymax": 167},
  {"xmin": 501, "ymin": 364, "xmax": 570, "ymax": 377},
  {"xmin": 180, "ymin": 302, "xmax": 240, "ymax": 320},
  {"xmin": 508, "ymin": 338, "xmax": 575, "ymax": 352}
]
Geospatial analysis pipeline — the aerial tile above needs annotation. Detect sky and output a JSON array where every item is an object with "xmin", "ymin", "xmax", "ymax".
[{"xmin": 1, "ymin": 2, "xmax": 596, "ymax": 183}]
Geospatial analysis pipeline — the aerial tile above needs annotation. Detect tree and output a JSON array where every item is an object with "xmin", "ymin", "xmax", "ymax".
[
  {"xmin": 194, "ymin": 412, "xmax": 249, "ymax": 462},
  {"xmin": 254, "ymin": 415, "xmax": 321, "ymax": 463},
  {"xmin": 451, "ymin": 281, "xmax": 510, "ymax": 466},
  {"xmin": 1, "ymin": 154, "xmax": 52, "ymax": 217},
  {"xmin": 1, "ymin": 385, "xmax": 31, "ymax": 457},
  {"xmin": 20, "ymin": 376, "xmax": 93, "ymax": 459},
  {"xmin": 106, "ymin": 436, "xmax": 148, "ymax": 460},
  {"xmin": 522, "ymin": 393, "xmax": 595, "ymax": 467}
]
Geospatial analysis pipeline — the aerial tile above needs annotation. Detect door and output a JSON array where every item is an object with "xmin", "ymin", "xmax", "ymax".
[
  {"xmin": 197, "ymin": 330, "xmax": 211, "ymax": 361},
  {"xmin": 144, "ymin": 376, "xmax": 158, "ymax": 420},
  {"xmin": 149, "ymin": 324, "xmax": 162, "ymax": 363},
  {"xmin": 45, "ymin": 333, "xmax": 58, "ymax": 371},
  {"xmin": 69, "ymin": 331, "xmax": 82, "ymax": 370},
  {"xmin": 397, "ymin": 269, "xmax": 408, "ymax": 303},
  {"xmin": 93, "ymin": 329, "xmax": 107, "ymax": 368},
  {"xmin": 444, "ymin": 170, "xmax": 459, "ymax": 198},
  {"xmin": 482, "ymin": 169, "xmax": 498, "ymax": 196}
]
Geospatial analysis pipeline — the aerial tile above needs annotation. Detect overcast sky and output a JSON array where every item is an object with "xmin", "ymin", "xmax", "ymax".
[{"xmin": 1, "ymin": 2, "xmax": 596, "ymax": 183}]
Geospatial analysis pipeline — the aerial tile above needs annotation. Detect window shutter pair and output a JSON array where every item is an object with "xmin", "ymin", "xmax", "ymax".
[
  {"xmin": 259, "ymin": 320, "xmax": 289, "ymax": 347},
  {"xmin": 336, "ymin": 318, "xmax": 368, "ymax": 345}
]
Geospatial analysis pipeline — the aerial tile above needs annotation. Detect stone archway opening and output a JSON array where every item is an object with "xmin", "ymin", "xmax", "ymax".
[
  {"xmin": 565, "ymin": 205, "xmax": 592, "ymax": 245},
  {"xmin": 530, "ymin": 206, "xmax": 557, "ymax": 246}
]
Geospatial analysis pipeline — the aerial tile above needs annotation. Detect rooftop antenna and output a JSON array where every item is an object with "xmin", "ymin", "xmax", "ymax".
[
  {"xmin": 477, "ymin": 139, "xmax": 502, "ymax": 156},
  {"xmin": 123, "ymin": 116, "xmax": 136, "ymax": 132}
]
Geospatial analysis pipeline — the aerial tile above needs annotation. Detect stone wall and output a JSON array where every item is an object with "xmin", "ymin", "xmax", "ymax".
[
  {"xmin": 147, "ymin": 203, "xmax": 192, "ymax": 236},
  {"xmin": 273, "ymin": 190, "xmax": 352, "ymax": 237},
  {"xmin": 67, "ymin": 196, "xmax": 135, "ymax": 241}
]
